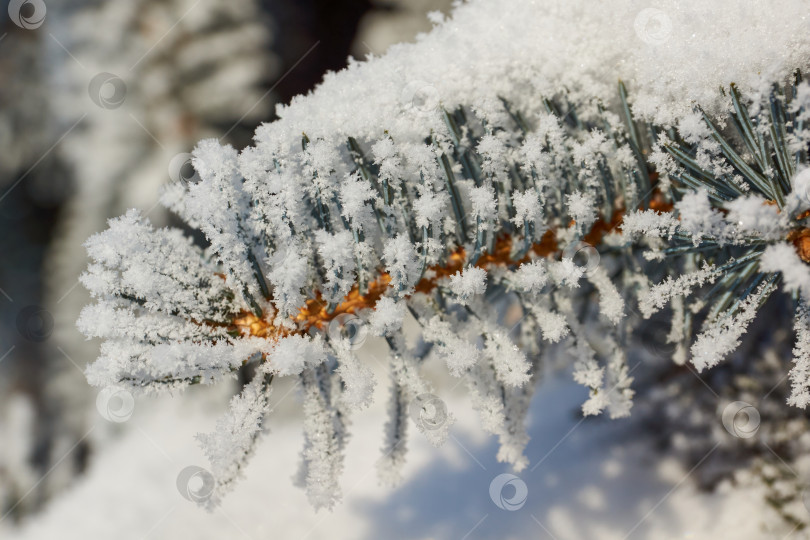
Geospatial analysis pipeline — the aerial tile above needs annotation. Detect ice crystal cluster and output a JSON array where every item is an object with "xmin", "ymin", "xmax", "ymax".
[{"xmin": 78, "ymin": 0, "xmax": 810, "ymax": 509}]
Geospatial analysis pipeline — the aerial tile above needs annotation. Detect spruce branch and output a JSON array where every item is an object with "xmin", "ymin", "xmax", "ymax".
[{"xmin": 78, "ymin": 72, "xmax": 810, "ymax": 509}]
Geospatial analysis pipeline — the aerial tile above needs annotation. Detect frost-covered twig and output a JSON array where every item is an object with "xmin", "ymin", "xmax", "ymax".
[{"xmin": 77, "ymin": 0, "xmax": 810, "ymax": 510}]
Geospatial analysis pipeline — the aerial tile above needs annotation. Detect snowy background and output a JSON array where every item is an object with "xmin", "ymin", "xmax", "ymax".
[
  {"xmin": 1, "ymin": 345, "xmax": 773, "ymax": 540},
  {"xmin": 1, "ymin": 0, "xmax": 808, "ymax": 538}
]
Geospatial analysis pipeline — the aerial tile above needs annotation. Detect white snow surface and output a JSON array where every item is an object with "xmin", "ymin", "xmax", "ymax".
[
  {"xmin": 2, "ymin": 347, "xmax": 775, "ymax": 539},
  {"xmin": 253, "ymin": 0, "xmax": 810, "ymax": 157}
]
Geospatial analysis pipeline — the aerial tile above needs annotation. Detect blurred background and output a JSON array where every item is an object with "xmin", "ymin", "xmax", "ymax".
[{"xmin": 0, "ymin": 0, "xmax": 451, "ymax": 524}]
